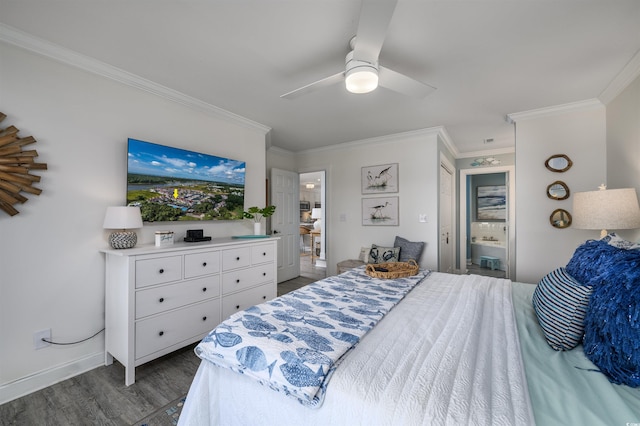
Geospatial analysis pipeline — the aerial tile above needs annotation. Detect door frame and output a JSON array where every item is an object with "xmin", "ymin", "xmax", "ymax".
[
  {"xmin": 299, "ymin": 169, "xmax": 327, "ymax": 268},
  {"xmin": 459, "ymin": 165, "xmax": 515, "ymax": 278},
  {"xmin": 439, "ymin": 154, "xmax": 455, "ymax": 273}
]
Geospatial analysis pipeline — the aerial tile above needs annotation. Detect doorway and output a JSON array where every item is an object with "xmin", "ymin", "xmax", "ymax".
[
  {"xmin": 299, "ymin": 171, "xmax": 326, "ymax": 281},
  {"xmin": 459, "ymin": 166, "xmax": 515, "ymax": 278}
]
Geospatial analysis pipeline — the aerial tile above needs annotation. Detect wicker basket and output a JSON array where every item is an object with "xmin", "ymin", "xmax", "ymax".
[{"xmin": 365, "ymin": 259, "xmax": 419, "ymax": 279}]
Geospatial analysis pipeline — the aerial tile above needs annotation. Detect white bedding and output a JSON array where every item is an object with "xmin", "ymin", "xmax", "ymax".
[
  {"xmin": 179, "ymin": 272, "xmax": 534, "ymax": 425},
  {"xmin": 193, "ymin": 267, "xmax": 429, "ymax": 407}
]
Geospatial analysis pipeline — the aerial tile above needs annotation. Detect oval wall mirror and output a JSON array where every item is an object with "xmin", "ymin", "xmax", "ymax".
[
  {"xmin": 546, "ymin": 181, "xmax": 570, "ymax": 200},
  {"xmin": 545, "ymin": 154, "xmax": 573, "ymax": 172},
  {"xmin": 550, "ymin": 209, "xmax": 572, "ymax": 229}
]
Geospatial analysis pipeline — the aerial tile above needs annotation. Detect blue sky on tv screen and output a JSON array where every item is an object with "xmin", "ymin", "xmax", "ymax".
[{"xmin": 127, "ymin": 139, "xmax": 245, "ymax": 185}]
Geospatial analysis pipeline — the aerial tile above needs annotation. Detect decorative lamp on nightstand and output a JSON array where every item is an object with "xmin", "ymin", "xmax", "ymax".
[
  {"xmin": 573, "ymin": 185, "xmax": 640, "ymax": 238},
  {"xmin": 311, "ymin": 208, "xmax": 322, "ymax": 231},
  {"xmin": 103, "ymin": 206, "xmax": 143, "ymax": 249}
]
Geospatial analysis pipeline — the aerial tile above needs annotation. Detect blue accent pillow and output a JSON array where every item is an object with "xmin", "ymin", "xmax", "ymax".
[
  {"xmin": 532, "ymin": 268, "xmax": 592, "ymax": 351},
  {"xmin": 393, "ymin": 236, "xmax": 425, "ymax": 262},
  {"xmin": 582, "ymin": 246, "xmax": 640, "ymax": 387},
  {"xmin": 565, "ymin": 239, "xmax": 620, "ymax": 286}
]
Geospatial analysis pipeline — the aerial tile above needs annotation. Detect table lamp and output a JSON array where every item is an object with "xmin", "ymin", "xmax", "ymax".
[
  {"xmin": 572, "ymin": 185, "xmax": 640, "ymax": 238},
  {"xmin": 311, "ymin": 208, "xmax": 322, "ymax": 231},
  {"xmin": 103, "ymin": 206, "xmax": 143, "ymax": 249}
]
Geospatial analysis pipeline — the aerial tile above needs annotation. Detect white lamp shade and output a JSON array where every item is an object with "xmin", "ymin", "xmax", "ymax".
[
  {"xmin": 103, "ymin": 206, "xmax": 143, "ymax": 230},
  {"xmin": 573, "ymin": 188, "xmax": 640, "ymax": 233},
  {"xmin": 311, "ymin": 208, "xmax": 322, "ymax": 219}
]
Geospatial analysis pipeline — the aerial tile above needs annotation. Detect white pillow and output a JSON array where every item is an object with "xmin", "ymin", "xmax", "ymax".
[
  {"xmin": 358, "ymin": 246, "xmax": 370, "ymax": 263},
  {"xmin": 368, "ymin": 244, "xmax": 400, "ymax": 264}
]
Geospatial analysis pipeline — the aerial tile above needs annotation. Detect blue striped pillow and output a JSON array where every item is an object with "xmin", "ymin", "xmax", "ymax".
[{"xmin": 532, "ymin": 267, "xmax": 593, "ymax": 351}]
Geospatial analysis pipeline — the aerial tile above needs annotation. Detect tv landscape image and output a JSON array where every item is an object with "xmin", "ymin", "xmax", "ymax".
[{"xmin": 127, "ymin": 138, "xmax": 246, "ymax": 222}]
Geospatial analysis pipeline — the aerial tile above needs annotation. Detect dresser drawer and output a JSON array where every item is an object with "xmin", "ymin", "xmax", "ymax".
[
  {"xmin": 135, "ymin": 299, "xmax": 220, "ymax": 360},
  {"xmin": 184, "ymin": 251, "xmax": 220, "ymax": 279},
  {"xmin": 135, "ymin": 256, "xmax": 182, "ymax": 288},
  {"xmin": 222, "ymin": 282, "xmax": 276, "ymax": 320},
  {"xmin": 135, "ymin": 276, "xmax": 220, "ymax": 319},
  {"xmin": 222, "ymin": 247, "xmax": 252, "ymax": 271},
  {"xmin": 222, "ymin": 264, "xmax": 275, "ymax": 295},
  {"xmin": 251, "ymin": 243, "xmax": 275, "ymax": 264}
]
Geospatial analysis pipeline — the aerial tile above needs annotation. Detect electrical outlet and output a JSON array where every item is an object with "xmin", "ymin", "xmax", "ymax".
[{"xmin": 34, "ymin": 329, "xmax": 51, "ymax": 350}]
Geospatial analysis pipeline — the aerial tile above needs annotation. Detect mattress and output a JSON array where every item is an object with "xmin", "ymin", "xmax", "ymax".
[
  {"xmin": 512, "ymin": 282, "xmax": 640, "ymax": 425},
  {"xmin": 179, "ymin": 271, "xmax": 534, "ymax": 425}
]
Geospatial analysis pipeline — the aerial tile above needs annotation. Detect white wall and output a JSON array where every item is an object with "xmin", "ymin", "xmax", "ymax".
[
  {"xmin": 513, "ymin": 101, "xmax": 607, "ymax": 284},
  {"xmin": 606, "ymin": 74, "xmax": 640, "ymax": 243},
  {"xmin": 290, "ymin": 129, "xmax": 446, "ymax": 275},
  {"xmin": 0, "ymin": 42, "xmax": 269, "ymax": 402}
]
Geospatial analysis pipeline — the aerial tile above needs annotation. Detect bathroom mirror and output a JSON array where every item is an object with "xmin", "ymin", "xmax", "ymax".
[
  {"xmin": 545, "ymin": 154, "xmax": 573, "ymax": 172},
  {"xmin": 546, "ymin": 181, "xmax": 570, "ymax": 200},
  {"xmin": 550, "ymin": 209, "xmax": 572, "ymax": 229}
]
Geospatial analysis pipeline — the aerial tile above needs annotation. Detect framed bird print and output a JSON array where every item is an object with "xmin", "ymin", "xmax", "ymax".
[
  {"xmin": 361, "ymin": 163, "xmax": 398, "ymax": 194},
  {"xmin": 362, "ymin": 196, "xmax": 399, "ymax": 226}
]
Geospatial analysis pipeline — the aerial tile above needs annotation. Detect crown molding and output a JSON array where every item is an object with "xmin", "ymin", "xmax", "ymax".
[
  {"xmin": 506, "ymin": 98, "xmax": 604, "ymax": 123},
  {"xmin": 599, "ymin": 48, "xmax": 640, "ymax": 105},
  {"xmin": 458, "ymin": 146, "xmax": 515, "ymax": 159},
  {"xmin": 293, "ymin": 126, "xmax": 447, "ymax": 156},
  {"xmin": 436, "ymin": 126, "xmax": 460, "ymax": 159},
  {"xmin": 0, "ymin": 23, "xmax": 271, "ymax": 135},
  {"xmin": 267, "ymin": 145, "xmax": 295, "ymax": 157}
]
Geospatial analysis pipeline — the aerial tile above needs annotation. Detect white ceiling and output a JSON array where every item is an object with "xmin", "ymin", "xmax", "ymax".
[{"xmin": 1, "ymin": 1, "xmax": 639, "ymax": 155}]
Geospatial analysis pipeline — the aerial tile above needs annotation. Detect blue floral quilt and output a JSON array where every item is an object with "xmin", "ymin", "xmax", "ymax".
[{"xmin": 195, "ymin": 266, "xmax": 430, "ymax": 407}]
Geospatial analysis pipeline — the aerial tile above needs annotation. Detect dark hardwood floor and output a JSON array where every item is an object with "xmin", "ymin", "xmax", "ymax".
[
  {"xmin": 0, "ymin": 343, "xmax": 199, "ymax": 426},
  {"xmin": 0, "ymin": 276, "xmax": 313, "ymax": 426}
]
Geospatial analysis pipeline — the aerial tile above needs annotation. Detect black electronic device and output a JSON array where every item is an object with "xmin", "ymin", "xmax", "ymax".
[{"xmin": 184, "ymin": 229, "xmax": 212, "ymax": 242}]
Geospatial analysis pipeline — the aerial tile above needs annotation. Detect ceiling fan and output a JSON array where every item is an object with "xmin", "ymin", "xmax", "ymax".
[{"xmin": 280, "ymin": 0, "xmax": 436, "ymax": 100}]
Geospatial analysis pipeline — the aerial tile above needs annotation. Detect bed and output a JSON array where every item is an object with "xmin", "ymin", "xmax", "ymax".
[{"xmin": 179, "ymin": 243, "xmax": 640, "ymax": 425}]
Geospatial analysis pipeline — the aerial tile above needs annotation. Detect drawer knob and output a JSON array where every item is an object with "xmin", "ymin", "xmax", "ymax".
[
  {"xmin": 263, "ymin": 252, "xmax": 266, "ymax": 256},
  {"xmin": 263, "ymin": 272, "xmax": 266, "ymax": 276},
  {"xmin": 159, "ymin": 268, "xmax": 164, "ymax": 274},
  {"xmin": 158, "ymin": 331, "xmax": 164, "ymax": 337},
  {"xmin": 236, "ymin": 305, "xmax": 240, "ymax": 309},
  {"xmin": 202, "ymin": 316, "xmax": 207, "ymax": 321},
  {"xmin": 236, "ymin": 279, "xmax": 240, "ymax": 283},
  {"xmin": 202, "ymin": 287, "xmax": 207, "ymax": 292},
  {"xmin": 236, "ymin": 256, "xmax": 240, "ymax": 261},
  {"xmin": 202, "ymin": 262, "xmax": 207, "ymax": 267},
  {"xmin": 159, "ymin": 297, "xmax": 164, "ymax": 303},
  {"xmin": 262, "ymin": 296, "xmax": 267, "ymax": 300}
]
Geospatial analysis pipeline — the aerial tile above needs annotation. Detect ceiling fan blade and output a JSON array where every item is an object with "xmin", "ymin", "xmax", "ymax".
[
  {"xmin": 352, "ymin": 0, "xmax": 398, "ymax": 64},
  {"xmin": 280, "ymin": 71, "xmax": 345, "ymax": 99},
  {"xmin": 378, "ymin": 65, "xmax": 436, "ymax": 99}
]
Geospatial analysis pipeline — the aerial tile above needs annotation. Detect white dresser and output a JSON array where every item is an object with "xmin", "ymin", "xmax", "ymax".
[{"xmin": 101, "ymin": 237, "xmax": 278, "ymax": 385}]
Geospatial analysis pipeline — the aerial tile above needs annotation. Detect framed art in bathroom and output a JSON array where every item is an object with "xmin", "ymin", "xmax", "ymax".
[{"xmin": 476, "ymin": 185, "xmax": 506, "ymax": 221}]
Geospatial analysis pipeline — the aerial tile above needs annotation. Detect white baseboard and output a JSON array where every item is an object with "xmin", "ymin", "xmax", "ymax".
[{"xmin": 0, "ymin": 352, "xmax": 104, "ymax": 405}]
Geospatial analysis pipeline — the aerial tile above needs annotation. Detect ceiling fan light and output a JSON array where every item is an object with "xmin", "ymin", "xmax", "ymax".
[{"xmin": 345, "ymin": 66, "xmax": 379, "ymax": 94}]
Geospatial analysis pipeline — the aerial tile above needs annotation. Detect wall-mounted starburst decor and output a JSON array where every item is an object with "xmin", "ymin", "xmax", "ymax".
[{"xmin": 0, "ymin": 112, "xmax": 48, "ymax": 216}]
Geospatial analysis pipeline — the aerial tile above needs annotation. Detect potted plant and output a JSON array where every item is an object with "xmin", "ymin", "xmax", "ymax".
[{"xmin": 243, "ymin": 205, "xmax": 276, "ymax": 235}]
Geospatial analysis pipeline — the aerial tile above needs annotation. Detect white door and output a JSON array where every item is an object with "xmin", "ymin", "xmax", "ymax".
[
  {"xmin": 439, "ymin": 162, "xmax": 454, "ymax": 273},
  {"xmin": 270, "ymin": 168, "xmax": 299, "ymax": 282}
]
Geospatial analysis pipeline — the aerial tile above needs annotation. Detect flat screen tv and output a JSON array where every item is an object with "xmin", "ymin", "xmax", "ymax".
[{"xmin": 127, "ymin": 138, "xmax": 246, "ymax": 222}]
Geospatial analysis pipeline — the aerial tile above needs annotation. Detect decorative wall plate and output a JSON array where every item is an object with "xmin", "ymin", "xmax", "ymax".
[
  {"xmin": 546, "ymin": 181, "xmax": 570, "ymax": 200},
  {"xmin": 0, "ymin": 112, "xmax": 48, "ymax": 216},
  {"xmin": 545, "ymin": 154, "xmax": 573, "ymax": 172},
  {"xmin": 550, "ymin": 208, "xmax": 572, "ymax": 229}
]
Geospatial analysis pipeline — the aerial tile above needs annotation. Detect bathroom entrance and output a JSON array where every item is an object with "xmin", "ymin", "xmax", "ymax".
[{"xmin": 459, "ymin": 166, "xmax": 515, "ymax": 278}]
